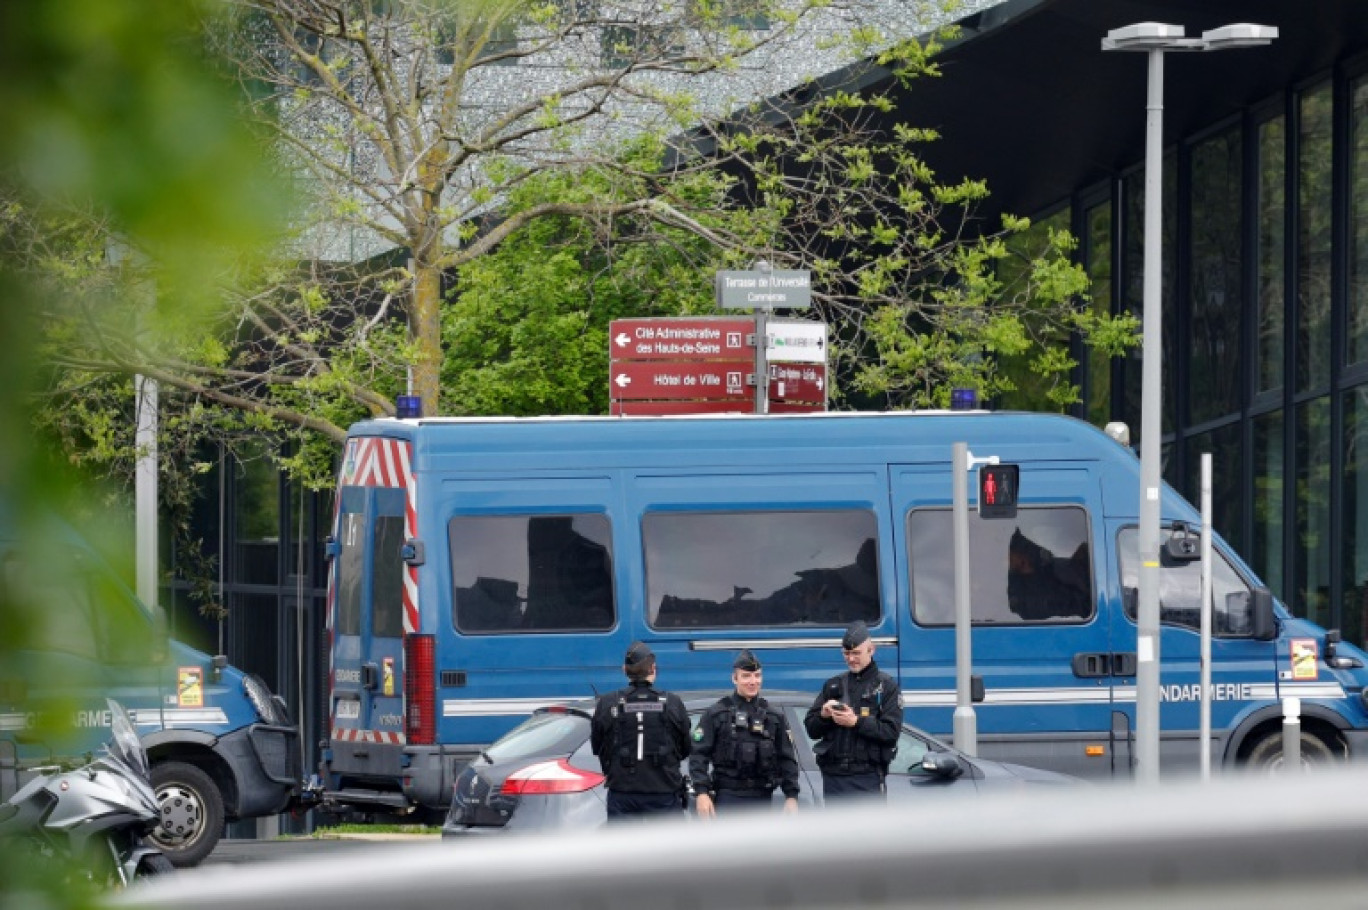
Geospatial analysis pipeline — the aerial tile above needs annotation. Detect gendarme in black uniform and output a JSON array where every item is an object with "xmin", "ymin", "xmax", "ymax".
[
  {"xmin": 803, "ymin": 621, "xmax": 902, "ymax": 801},
  {"xmin": 689, "ymin": 650, "xmax": 800, "ymax": 813},
  {"xmin": 590, "ymin": 641, "xmax": 691, "ymax": 819}
]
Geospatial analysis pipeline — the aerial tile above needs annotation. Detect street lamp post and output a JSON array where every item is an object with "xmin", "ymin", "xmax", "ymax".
[{"xmin": 1101, "ymin": 21, "xmax": 1276, "ymax": 785}]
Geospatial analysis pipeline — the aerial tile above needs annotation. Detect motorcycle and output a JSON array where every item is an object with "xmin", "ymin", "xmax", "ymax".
[{"xmin": 0, "ymin": 699, "xmax": 173, "ymax": 887}]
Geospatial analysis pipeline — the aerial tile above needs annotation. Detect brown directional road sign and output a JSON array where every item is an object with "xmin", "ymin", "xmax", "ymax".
[
  {"xmin": 610, "ymin": 400, "xmax": 753, "ymax": 416},
  {"xmin": 609, "ymin": 318, "xmax": 754, "ymax": 362},
  {"xmin": 611, "ymin": 362, "xmax": 752, "ymax": 401},
  {"xmin": 768, "ymin": 364, "xmax": 827, "ymax": 403}
]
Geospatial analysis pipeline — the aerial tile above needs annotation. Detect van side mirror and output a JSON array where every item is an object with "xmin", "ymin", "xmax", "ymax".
[
  {"xmin": 1249, "ymin": 588, "xmax": 1276, "ymax": 641},
  {"xmin": 921, "ymin": 751, "xmax": 964, "ymax": 779},
  {"xmin": 1164, "ymin": 522, "xmax": 1200, "ymax": 563},
  {"xmin": 1324, "ymin": 629, "xmax": 1363, "ymax": 668}
]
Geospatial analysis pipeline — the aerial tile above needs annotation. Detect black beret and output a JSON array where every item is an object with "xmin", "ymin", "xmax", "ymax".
[
  {"xmin": 842, "ymin": 620, "xmax": 871, "ymax": 650},
  {"xmin": 733, "ymin": 649, "xmax": 761, "ymax": 671}
]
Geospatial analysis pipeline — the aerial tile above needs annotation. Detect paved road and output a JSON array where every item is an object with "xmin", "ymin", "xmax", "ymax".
[{"xmin": 203, "ymin": 835, "xmax": 438, "ymax": 866}]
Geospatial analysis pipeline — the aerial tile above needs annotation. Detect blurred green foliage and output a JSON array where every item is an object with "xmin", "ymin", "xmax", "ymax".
[{"xmin": 0, "ymin": 0, "xmax": 278, "ymax": 903}]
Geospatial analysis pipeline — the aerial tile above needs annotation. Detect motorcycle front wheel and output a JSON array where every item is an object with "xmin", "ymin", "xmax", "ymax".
[{"xmin": 135, "ymin": 852, "xmax": 176, "ymax": 878}]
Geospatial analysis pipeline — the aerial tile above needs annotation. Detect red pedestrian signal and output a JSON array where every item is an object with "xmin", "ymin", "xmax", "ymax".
[{"xmin": 979, "ymin": 464, "xmax": 1019, "ymax": 519}]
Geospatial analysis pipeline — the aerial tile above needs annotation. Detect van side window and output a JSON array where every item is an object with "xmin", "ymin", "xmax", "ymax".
[
  {"xmin": 372, "ymin": 489, "xmax": 408, "ymax": 639},
  {"xmin": 1117, "ymin": 528, "xmax": 1255, "ymax": 636},
  {"xmin": 2, "ymin": 554, "xmax": 100, "ymax": 661},
  {"xmin": 908, "ymin": 507, "xmax": 1093, "ymax": 626},
  {"xmin": 336, "ymin": 510, "xmax": 365, "ymax": 636},
  {"xmin": 449, "ymin": 514, "xmax": 614, "ymax": 633},
  {"xmin": 642, "ymin": 510, "xmax": 880, "ymax": 628},
  {"xmin": 1, "ymin": 553, "xmax": 151, "ymax": 663}
]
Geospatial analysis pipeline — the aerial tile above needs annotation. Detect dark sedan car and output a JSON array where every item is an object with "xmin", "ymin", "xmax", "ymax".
[{"xmin": 443, "ymin": 692, "xmax": 1075, "ymax": 836}]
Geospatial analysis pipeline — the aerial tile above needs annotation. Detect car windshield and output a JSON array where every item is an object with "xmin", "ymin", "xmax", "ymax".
[{"xmin": 485, "ymin": 710, "xmax": 591, "ymax": 763}]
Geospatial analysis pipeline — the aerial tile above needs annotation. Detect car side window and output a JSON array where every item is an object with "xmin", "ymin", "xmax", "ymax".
[{"xmin": 895, "ymin": 728, "xmax": 932, "ymax": 776}]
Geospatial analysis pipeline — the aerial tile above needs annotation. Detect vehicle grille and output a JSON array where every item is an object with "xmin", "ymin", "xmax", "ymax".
[{"xmin": 250, "ymin": 727, "xmax": 301, "ymax": 783}]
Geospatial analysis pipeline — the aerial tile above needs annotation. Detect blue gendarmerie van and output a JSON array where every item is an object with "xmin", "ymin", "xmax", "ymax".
[
  {"xmin": 318, "ymin": 410, "xmax": 1368, "ymax": 816},
  {"xmin": 0, "ymin": 512, "xmax": 301, "ymax": 866}
]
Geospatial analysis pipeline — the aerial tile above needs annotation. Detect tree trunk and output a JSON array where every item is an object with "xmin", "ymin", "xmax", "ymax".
[{"xmin": 411, "ymin": 257, "xmax": 443, "ymax": 416}]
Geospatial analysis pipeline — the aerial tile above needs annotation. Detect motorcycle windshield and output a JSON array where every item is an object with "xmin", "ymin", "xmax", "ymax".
[{"xmin": 105, "ymin": 698, "xmax": 150, "ymax": 781}]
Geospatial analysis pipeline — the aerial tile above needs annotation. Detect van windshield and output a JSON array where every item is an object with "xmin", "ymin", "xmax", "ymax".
[{"xmin": 1117, "ymin": 528, "xmax": 1256, "ymax": 636}]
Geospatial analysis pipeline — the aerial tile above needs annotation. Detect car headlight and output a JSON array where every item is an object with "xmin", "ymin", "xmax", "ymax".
[{"xmin": 243, "ymin": 674, "xmax": 287, "ymax": 725}]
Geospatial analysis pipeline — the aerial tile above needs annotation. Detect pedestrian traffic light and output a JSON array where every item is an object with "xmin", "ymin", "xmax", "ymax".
[{"xmin": 978, "ymin": 463, "xmax": 1019, "ymax": 519}]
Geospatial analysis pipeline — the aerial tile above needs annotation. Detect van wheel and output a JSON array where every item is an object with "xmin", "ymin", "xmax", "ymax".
[
  {"xmin": 1243, "ymin": 731, "xmax": 1338, "ymax": 772},
  {"xmin": 150, "ymin": 762, "xmax": 224, "ymax": 868}
]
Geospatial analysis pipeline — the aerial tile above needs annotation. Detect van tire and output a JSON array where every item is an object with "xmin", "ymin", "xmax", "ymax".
[
  {"xmin": 1243, "ymin": 730, "xmax": 1337, "ymax": 771},
  {"xmin": 150, "ymin": 761, "xmax": 224, "ymax": 868}
]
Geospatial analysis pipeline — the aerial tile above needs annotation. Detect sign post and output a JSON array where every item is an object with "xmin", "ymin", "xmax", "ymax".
[
  {"xmin": 715, "ymin": 264, "xmax": 815, "ymax": 415},
  {"xmin": 609, "ymin": 267, "xmax": 824, "ymax": 416},
  {"xmin": 755, "ymin": 306, "xmax": 768, "ymax": 415}
]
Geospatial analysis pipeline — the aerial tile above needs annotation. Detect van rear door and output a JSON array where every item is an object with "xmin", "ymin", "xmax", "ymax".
[
  {"xmin": 327, "ymin": 482, "xmax": 409, "ymax": 796},
  {"xmin": 893, "ymin": 464, "xmax": 1122, "ymax": 779}
]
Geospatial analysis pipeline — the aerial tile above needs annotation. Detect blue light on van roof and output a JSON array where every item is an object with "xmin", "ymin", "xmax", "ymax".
[
  {"xmin": 950, "ymin": 388, "xmax": 978, "ymax": 410},
  {"xmin": 396, "ymin": 395, "xmax": 422, "ymax": 419}
]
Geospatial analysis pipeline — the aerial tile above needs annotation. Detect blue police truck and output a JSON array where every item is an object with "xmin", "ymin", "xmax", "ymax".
[
  {"xmin": 318, "ymin": 410, "xmax": 1368, "ymax": 815},
  {"xmin": 0, "ymin": 514, "xmax": 301, "ymax": 866}
]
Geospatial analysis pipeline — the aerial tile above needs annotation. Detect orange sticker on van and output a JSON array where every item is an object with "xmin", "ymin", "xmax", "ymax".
[
  {"xmin": 1290, "ymin": 639, "xmax": 1318, "ymax": 681},
  {"xmin": 178, "ymin": 666, "xmax": 204, "ymax": 707}
]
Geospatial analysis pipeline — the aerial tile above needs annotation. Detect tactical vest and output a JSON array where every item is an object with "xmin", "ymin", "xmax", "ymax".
[
  {"xmin": 610, "ymin": 686, "xmax": 674, "ymax": 775},
  {"xmin": 816, "ymin": 672, "xmax": 897, "ymax": 773},
  {"xmin": 712, "ymin": 696, "xmax": 780, "ymax": 791}
]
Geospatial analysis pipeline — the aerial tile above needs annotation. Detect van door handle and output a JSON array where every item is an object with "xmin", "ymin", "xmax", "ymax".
[
  {"xmin": 1109, "ymin": 652, "xmax": 1137, "ymax": 677},
  {"xmin": 361, "ymin": 662, "xmax": 379, "ymax": 690},
  {"xmin": 1071, "ymin": 652, "xmax": 1111, "ymax": 678}
]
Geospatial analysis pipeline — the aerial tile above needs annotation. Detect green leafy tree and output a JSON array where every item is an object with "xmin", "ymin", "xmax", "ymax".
[
  {"xmin": 26, "ymin": 1, "xmax": 1137, "ymax": 505},
  {"xmin": 0, "ymin": 0, "xmax": 278, "ymax": 903}
]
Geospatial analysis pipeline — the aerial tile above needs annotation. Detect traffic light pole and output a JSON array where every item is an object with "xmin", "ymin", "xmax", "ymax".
[{"xmin": 952, "ymin": 442, "xmax": 977, "ymax": 756}]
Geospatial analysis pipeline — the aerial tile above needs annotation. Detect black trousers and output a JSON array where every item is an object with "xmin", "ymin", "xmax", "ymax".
[
  {"xmin": 606, "ymin": 790, "xmax": 682, "ymax": 820},
  {"xmin": 820, "ymin": 771, "xmax": 884, "ymax": 802}
]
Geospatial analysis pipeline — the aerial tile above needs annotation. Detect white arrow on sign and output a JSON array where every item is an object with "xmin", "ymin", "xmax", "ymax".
[
  {"xmin": 614, "ymin": 373, "xmax": 632, "ymax": 388},
  {"xmin": 614, "ymin": 333, "xmax": 631, "ymax": 347}
]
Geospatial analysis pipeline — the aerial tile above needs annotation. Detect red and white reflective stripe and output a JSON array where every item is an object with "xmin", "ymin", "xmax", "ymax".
[
  {"xmin": 397, "ymin": 442, "xmax": 419, "ymax": 637},
  {"xmin": 330, "ymin": 727, "xmax": 406, "ymax": 745},
  {"xmin": 348, "ymin": 438, "xmax": 419, "ymax": 635},
  {"xmin": 328, "ymin": 436, "xmax": 420, "ymax": 636}
]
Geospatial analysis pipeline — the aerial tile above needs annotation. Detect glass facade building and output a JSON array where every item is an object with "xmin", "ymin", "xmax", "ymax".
[{"xmin": 1060, "ymin": 62, "xmax": 1368, "ymax": 645}]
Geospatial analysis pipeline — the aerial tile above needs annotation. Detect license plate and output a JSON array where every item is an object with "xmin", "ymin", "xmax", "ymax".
[{"xmin": 335, "ymin": 699, "xmax": 361, "ymax": 720}]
